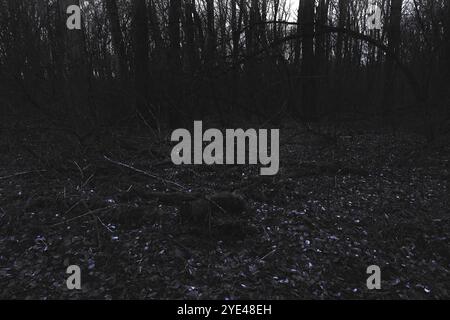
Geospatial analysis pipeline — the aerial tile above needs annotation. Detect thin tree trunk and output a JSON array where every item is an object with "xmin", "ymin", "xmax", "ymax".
[
  {"xmin": 230, "ymin": 0, "xmax": 239, "ymax": 111},
  {"xmin": 316, "ymin": 0, "xmax": 329, "ymax": 71},
  {"xmin": 132, "ymin": 0, "xmax": 150, "ymax": 118},
  {"xmin": 104, "ymin": 0, "xmax": 127, "ymax": 80},
  {"xmin": 183, "ymin": 0, "xmax": 198, "ymax": 72},
  {"xmin": 148, "ymin": 0, "xmax": 163, "ymax": 59},
  {"xmin": 383, "ymin": 0, "xmax": 403, "ymax": 117},
  {"xmin": 205, "ymin": 0, "xmax": 216, "ymax": 66},
  {"xmin": 300, "ymin": 0, "xmax": 317, "ymax": 120},
  {"xmin": 168, "ymin": 0, "xmax": 181, "ymax": 71},
  {"xmin": 336, "ymin": 0, "xmax": 348, "ymax": 67},
  {"xmin": 168, "ymin": 0, "xmax": 182, "ymax": 126}
]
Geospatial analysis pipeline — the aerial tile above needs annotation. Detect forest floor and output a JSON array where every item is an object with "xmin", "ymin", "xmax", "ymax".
[{"xmin": 0, "ymin": 119, "xmax": 449, "ymax": 299}]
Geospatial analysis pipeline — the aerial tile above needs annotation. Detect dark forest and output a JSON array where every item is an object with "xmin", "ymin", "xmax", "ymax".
[{"xmin": 0, "ymin": 0, "xmax": 449, "ymax": 300}]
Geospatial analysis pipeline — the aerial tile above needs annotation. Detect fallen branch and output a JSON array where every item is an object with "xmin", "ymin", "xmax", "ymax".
[
  {"xmin": 48, "ymin": 205, "xmax": 117, "ymax": 228},
  {"xmin": 127, "ymin": 190, "xmax": 202, "ymax": 204},
  {"xmin": 103, "ymin": 155, "xmax": 185, "ymax": 191},
  {"xmin": 259, "ymin": 248, "xmax": 277, "ymax": 261}
]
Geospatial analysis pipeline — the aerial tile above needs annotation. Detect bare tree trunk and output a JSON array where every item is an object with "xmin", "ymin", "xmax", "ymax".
[
  {"xmin": 316, "ymin": 0, "xmax": 329, "ymax": 71},
  {"xmin": 334, "ymin": 0, "xmax": 348, "ymax": 117},
  {"xmin": 191, "ymin": 2, "xmax": 204, "ymax": 52},
  {"xmin": 132, "ymin": 0, "xmax": 150, "ymax": 118},
  {"xmin": 260, "ymin": 0, "xmax": 268, "ymax": 47},
  {"xmin": 57, "ymin": 0, "xmax": 90, "ymax": 122},
  {"xmin": 52, "ymin": 1, "xmax": 66, "ymax": 100},
  {"xmin": 217, "ymin": 0, "xmax": 228, "ymax": 60},
  {"xmin": 300, "ymin": 0, "xmax": 317, "ymax": 120},
  {"xmin": 168, "ymin": 0, "xmax": 181, "ymax": 70},
  {"xmin": 246, "ymin": 0, "xmax": 262, "ymax": 59},
  {"xmin": 273, "ymin": 0, "xmax": 280, "ymax": 43},
  {"xmin": 230, "ymin": 0, "xmax": 239, "ymax": 111},
  {"xmin": 231, "ymin": 0, "xmax": 238, "ymax": 66},
  {"xmin": 168, "ymin": 0, "xmax": 182, "ymax": 126},
  {"xmin": 336, "ymin": 0, "xmax": 348, "ymax": 67},
  {"xmin": 148, "ymin": 0, "xmax": 163, "ymax": 59},
  {"xmin": 442, "ymin": 2, "xmax": 450, "ymax": 84},
  {"xmin": 383, "ymin": 0, "xmax": 403, "ymax": 117},
  {"xmin": 183, "ymin": 0, "xmax": 199, "ymax": 72},
  {"xmin": 316, "ymin": 0, "xmax": 329, "ymax": 115},
  {"xmin": 294, "ymin": 3, "xmax": 301, "ymax": 66},
  {"xmin": 205, "ymin": 0, "xmax": 216, "ymax": 66},
  {"xmin": 104, "ymin": 0, "xmax": 127, "ymax": 80}
]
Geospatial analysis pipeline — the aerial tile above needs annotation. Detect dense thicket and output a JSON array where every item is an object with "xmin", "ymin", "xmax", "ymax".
[{"xmin": 0, "ymin": 0, "xmax": 449, "ymax": 136}]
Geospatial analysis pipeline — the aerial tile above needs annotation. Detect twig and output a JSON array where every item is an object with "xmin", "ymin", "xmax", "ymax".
[
  {"xmin": 73, "ymin": 161, "xmax": 84, "ymax": 180},
  {"xmin": 136, "ymin": 109, "xmax": 158, "ymax": 140},
  {"xmin": 104, "ymin": 155, "xmax": 185, "ymax": 190},
  {"xmin": 0, "ymin": 170, "xmax": 46, "ymax": 180},
  {"xmin": 48, "ymin": 206, "xmax": 117, "ymax": 228},
  {"xmin": 81, "ymin": 173, "xmax": 95, "ymax": 189},
  {"xmin": 259, "ymin": 248, "xmax": 277, "ymax": 261},
  {"xmin": 206, "ymin": 197, "xmax": 227, "ymax": 214},
  {"xmin": 96, "ymin": 215, "xmax": 114, "ymax": 233},
  {"xmin": 62, "ymin": 200, "xmax": 82, "ymax": 216},
  {"xmin": 130, "ymin": 190, "xmax": 201, "ymax": 204}
]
